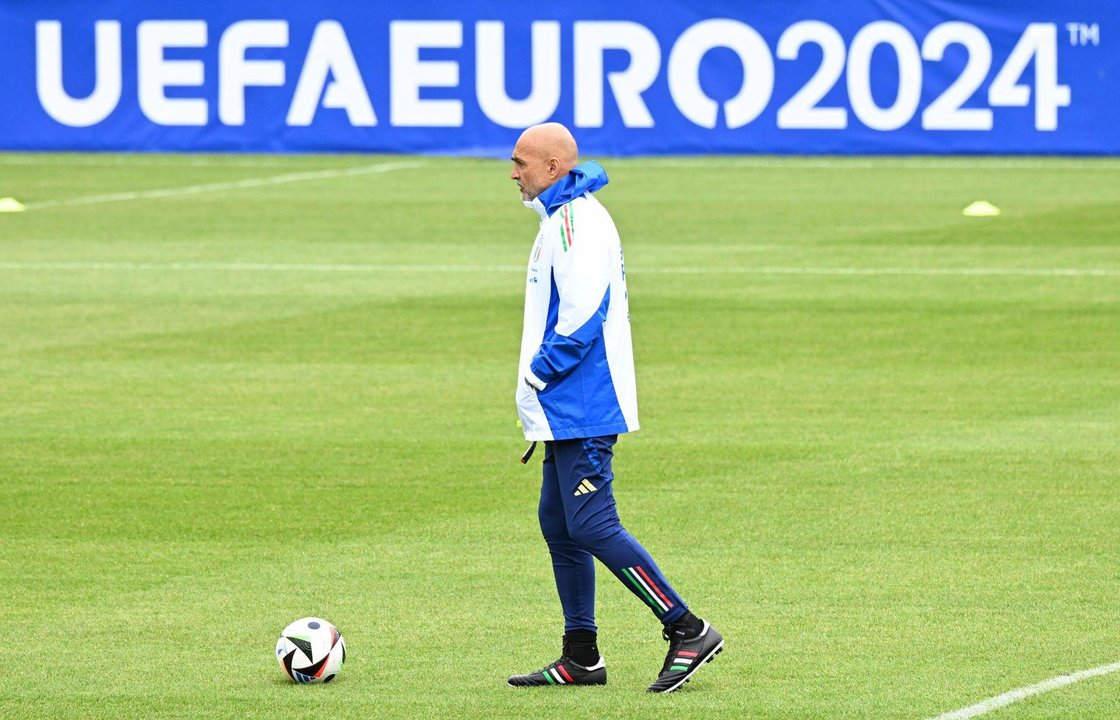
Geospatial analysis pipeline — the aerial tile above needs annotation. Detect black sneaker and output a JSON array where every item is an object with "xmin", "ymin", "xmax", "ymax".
[
  {"xmin": 647, "ymin": 620, "xmax": 724, "ymax": 693},
  {"xmin": 507, "ymin": 656, "xmax": 606, "ymax": 687}
]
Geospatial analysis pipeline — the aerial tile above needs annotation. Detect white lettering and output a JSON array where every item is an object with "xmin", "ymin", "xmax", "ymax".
[
  {"xmin": 921, "ymin": 22, "xmax": 992, "ymax": 131},
  {"xmin": 847, "ymin": 21, "xmax": 922, "ymax": 131},
  {"xmin": 30, "ymin": 18, "xmax": 1076, "ymax": 137},
  {"xmin": 219, "ymin": 20, "xmax": 288, "ymax": 126},
  {"xmin": 989, "ymin": 24, "xmax": 1070, "ymax": 131},
  {"xmin": 36, "ymin": 20, "xmax": 122, "ymax": 127},
  {"xmin": 668, "ymin": 19, "xmax": 773, "ymax": 129},
  {"xmin": 476, "ymin": 21, "xmax": 560, "ymax": 128},
  {"xmin": 573, "ymin": 21, "xmax": 660, "ymax": 128},
  {"xmin": 287, "ymin": 21, "xmax": 376, "ymax": 127},
  {"xmin": 390, "ymin": 21, "xmax": 462, "ymax": 127},
  {"xmin": 776, "ymin": 21, "xmax": 847, "ymax": 129},
  {"xmin": 138, "ymin": 21, "xmax": 208, "ymax": 126}
]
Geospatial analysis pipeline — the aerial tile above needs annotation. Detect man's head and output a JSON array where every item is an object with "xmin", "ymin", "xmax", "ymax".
[{"xmin": 510, "ymin": 123, "xmax": 579, "ymax": 202}]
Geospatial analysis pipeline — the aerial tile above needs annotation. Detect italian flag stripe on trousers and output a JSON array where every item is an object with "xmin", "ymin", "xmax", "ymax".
[{"xmin": 621, "ymin": 566, "xmax": 670, "ymax": 614}]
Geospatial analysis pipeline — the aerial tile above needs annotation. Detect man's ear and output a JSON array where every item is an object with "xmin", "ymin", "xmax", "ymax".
[{"xmin": 547, "ymin": 157, "xmax": 560, "ymax": 178}]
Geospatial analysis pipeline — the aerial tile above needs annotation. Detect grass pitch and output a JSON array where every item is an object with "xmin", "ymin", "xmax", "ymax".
[{"xmin": 1, "ymin": 153, "xmax": 1118, "ymax": 720}]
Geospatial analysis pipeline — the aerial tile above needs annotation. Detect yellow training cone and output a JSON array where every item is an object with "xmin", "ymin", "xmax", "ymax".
[
  {"xmin": 0, "ymin": 197, "xmax": 26, "ymax": 213},
  {"xmin": 962, "ymin": 200, "xmax": 1000, "ymax": 217}
]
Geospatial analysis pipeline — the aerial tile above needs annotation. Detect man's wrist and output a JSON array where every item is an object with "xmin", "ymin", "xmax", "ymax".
[{"xmin": 524, "ymin": 370, "xmax": 548, "ymax": 392}]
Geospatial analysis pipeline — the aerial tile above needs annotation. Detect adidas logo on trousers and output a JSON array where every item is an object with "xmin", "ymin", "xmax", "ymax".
[{"xmin": 573, "ymin": 479, "xmax": 598, "ymax": 496}]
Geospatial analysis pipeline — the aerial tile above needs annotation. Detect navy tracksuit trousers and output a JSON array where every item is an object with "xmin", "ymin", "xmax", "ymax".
[{"xmin": 539, "ymin": 435, "xmax": 687, "ymax": 632}]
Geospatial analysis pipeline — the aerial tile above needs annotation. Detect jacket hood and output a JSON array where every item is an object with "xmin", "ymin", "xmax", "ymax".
[{"xmin": 534, "ymin": 160, "xmax": 609, "ymax": 217}]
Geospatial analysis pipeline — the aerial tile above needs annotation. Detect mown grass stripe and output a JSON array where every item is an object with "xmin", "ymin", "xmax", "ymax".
[{"xmin": 3, "ymin": 261, "xmax": 1116, "ymax": 278}]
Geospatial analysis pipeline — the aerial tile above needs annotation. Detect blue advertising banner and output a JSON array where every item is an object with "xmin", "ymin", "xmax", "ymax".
[{"xmin": 0, "ymin": 1, "xmax": 1116, "ymax": 155}]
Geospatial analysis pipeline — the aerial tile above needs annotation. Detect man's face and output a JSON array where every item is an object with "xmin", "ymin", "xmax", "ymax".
[{"xmin": 510, "ymin": 140, "xmax": 556, "ymax": 202}]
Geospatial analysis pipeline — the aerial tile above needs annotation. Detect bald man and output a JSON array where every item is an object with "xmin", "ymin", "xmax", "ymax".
[{"xmin": 507, "ymin": 124, "xmax": 723, "ymax": 693}]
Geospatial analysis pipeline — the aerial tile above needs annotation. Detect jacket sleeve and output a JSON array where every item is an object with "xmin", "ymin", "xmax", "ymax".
[{"xmin": 528, "ymin": 202, "xmax": 611, "ymax": 387}]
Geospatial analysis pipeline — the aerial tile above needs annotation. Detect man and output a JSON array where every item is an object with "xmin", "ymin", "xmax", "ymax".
[{"xmin": 507, "ymin": 123, "xmax": 723, "ymax": 693}]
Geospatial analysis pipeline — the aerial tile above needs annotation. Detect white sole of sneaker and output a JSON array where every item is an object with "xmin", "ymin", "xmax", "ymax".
[{"xmin": 655, "ymin": 640, "xmax": 724, "ymax": 694}]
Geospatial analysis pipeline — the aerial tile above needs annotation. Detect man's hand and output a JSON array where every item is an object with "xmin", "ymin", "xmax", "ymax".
[{"xmin": 524, "ymin": 372, "xmax": 547, "ymax": 392}]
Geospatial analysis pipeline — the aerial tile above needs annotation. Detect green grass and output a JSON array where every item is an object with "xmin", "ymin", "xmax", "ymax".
[{"xmin": 1, "ymin": 153, "xmax": 1119, "ymax": 719}]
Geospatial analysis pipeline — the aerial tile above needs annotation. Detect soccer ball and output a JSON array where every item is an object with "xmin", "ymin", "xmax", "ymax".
[{"xmin": 275, "ymin": 617, "xmax": 347, "ymax": 683}]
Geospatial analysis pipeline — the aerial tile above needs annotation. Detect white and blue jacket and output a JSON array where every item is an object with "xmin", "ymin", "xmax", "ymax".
[{"xmin": 516, "ymin": 161, "xmax": 639, "ymax": 441}]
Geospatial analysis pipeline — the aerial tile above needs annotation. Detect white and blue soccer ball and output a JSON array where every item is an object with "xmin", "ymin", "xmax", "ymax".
[{"xmin": 275, "ymin": 617, "xmax": 346, "ymax": 684}]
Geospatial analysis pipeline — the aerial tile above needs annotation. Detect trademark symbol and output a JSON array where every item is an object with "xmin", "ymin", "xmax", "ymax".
[{"xmin": 1065, "ymin": 23, "xmax": 1100, "ymax": 46}]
